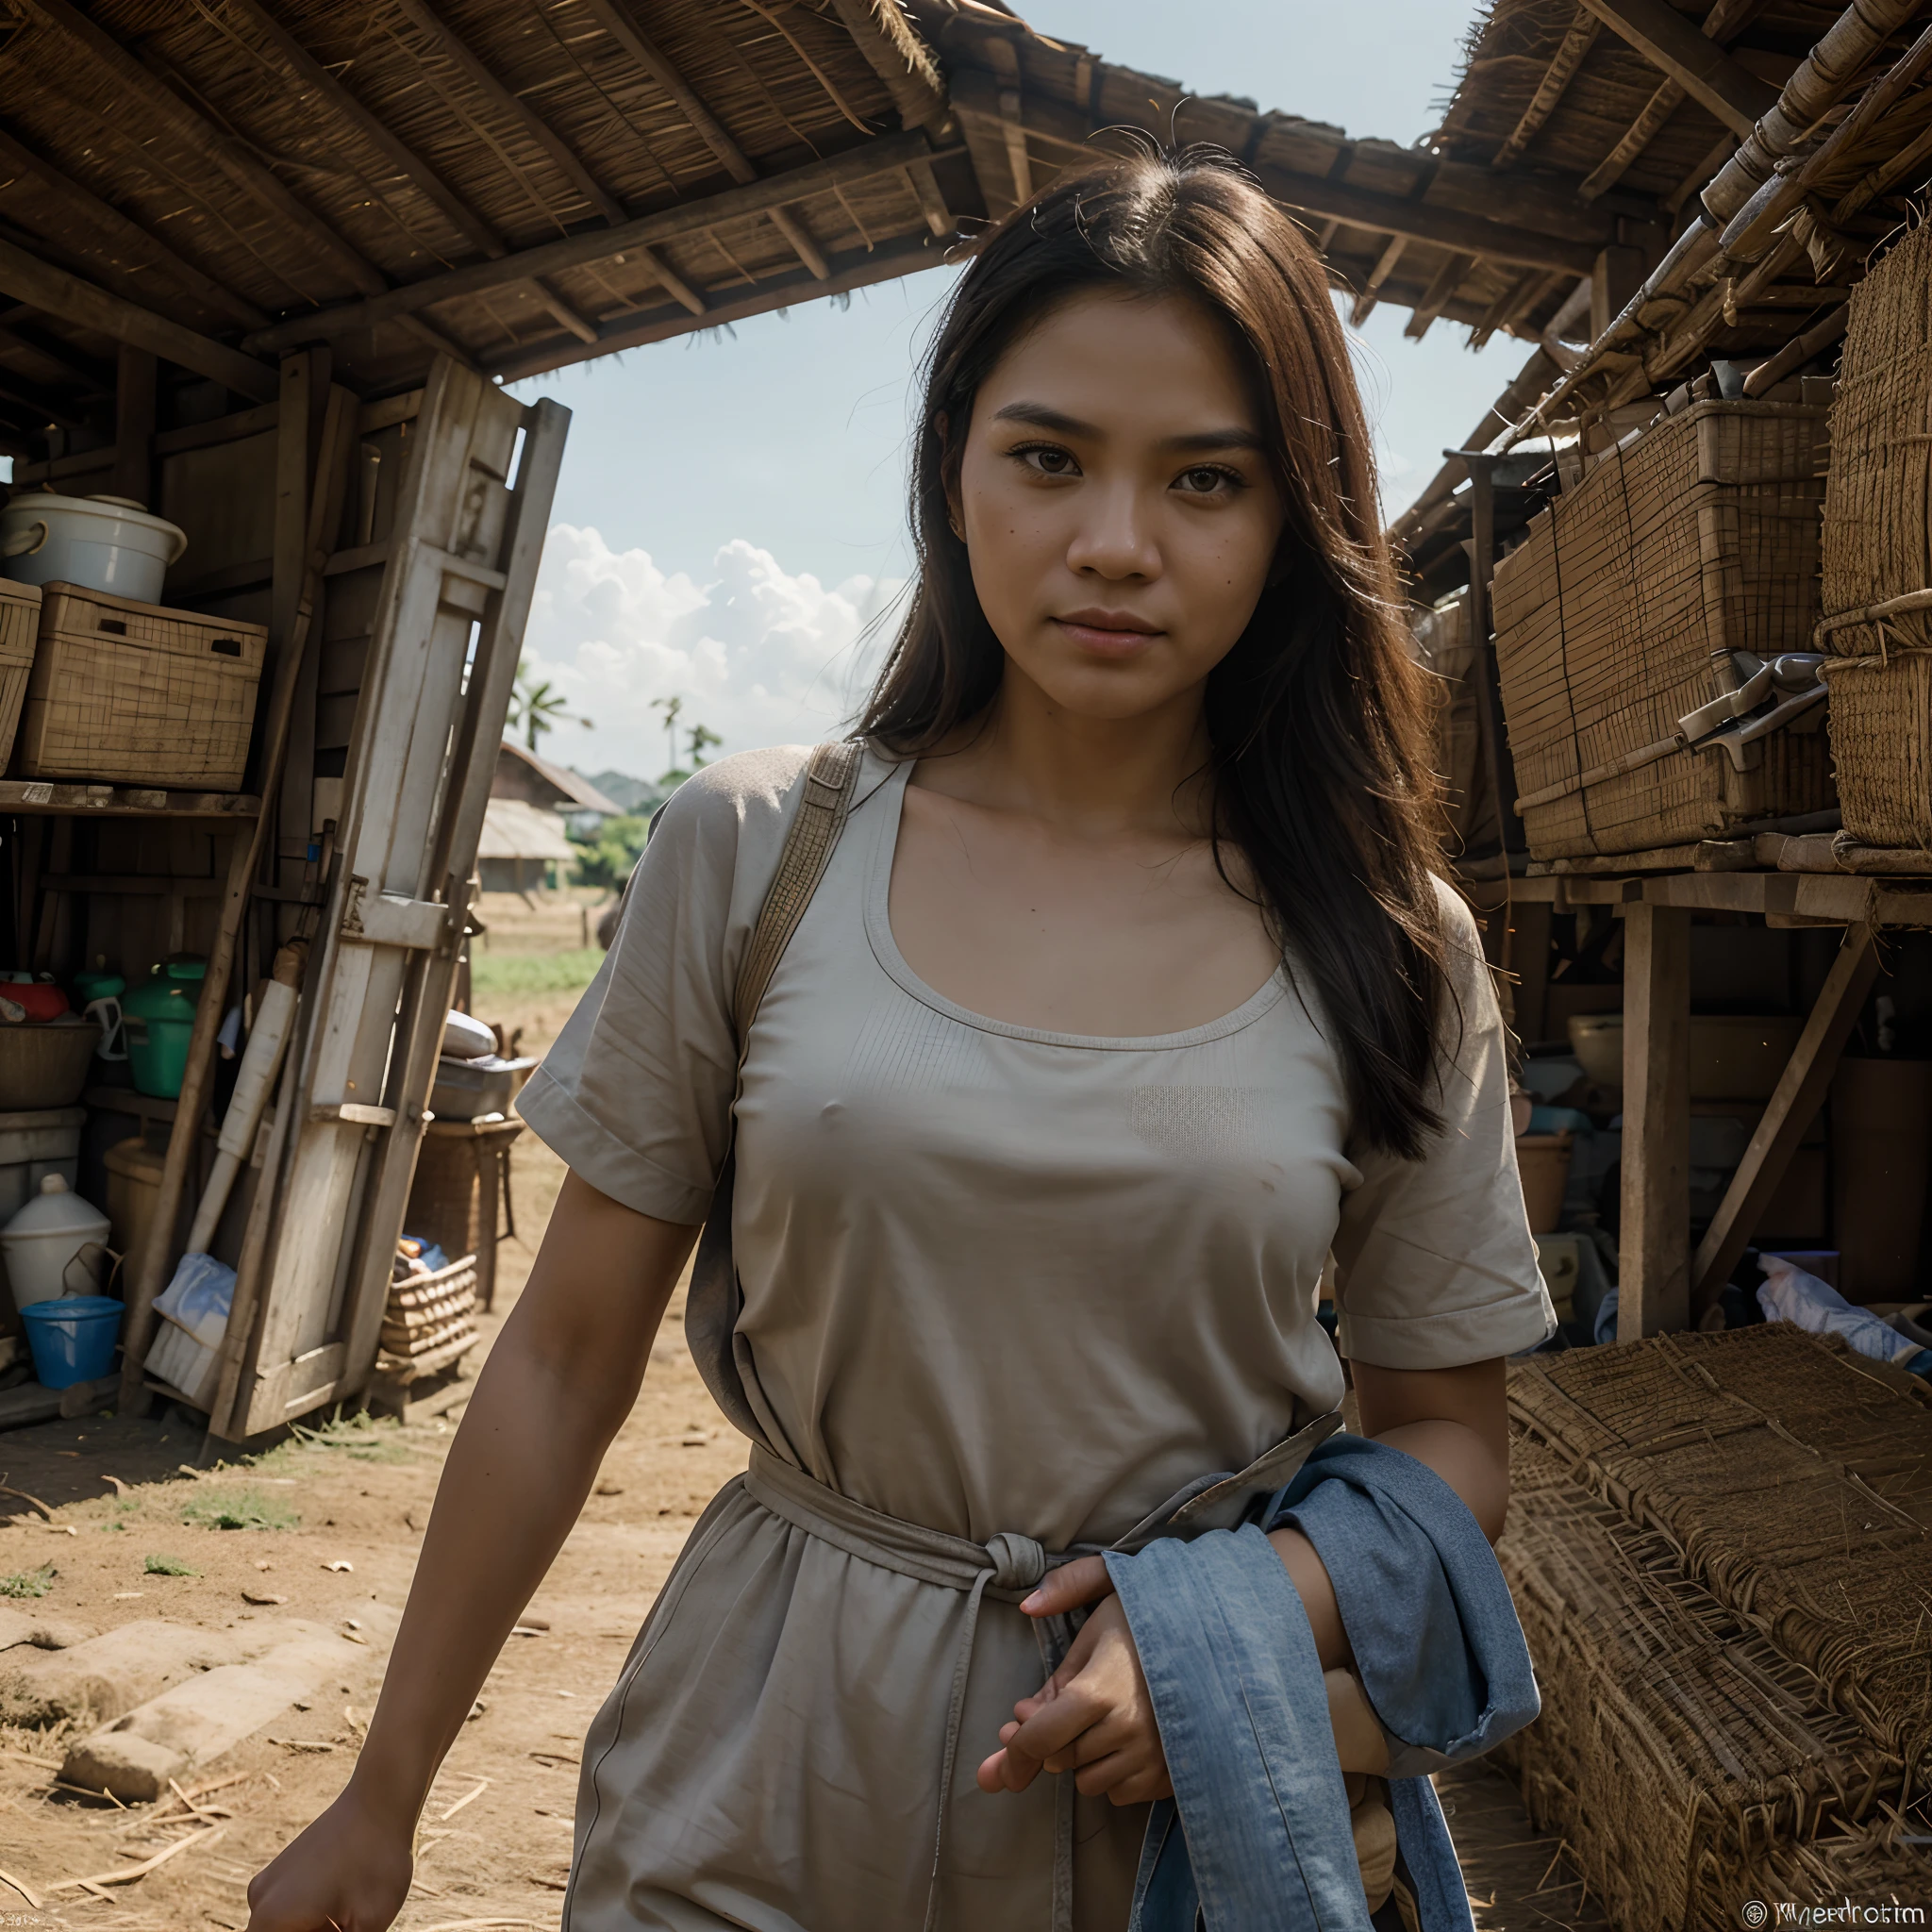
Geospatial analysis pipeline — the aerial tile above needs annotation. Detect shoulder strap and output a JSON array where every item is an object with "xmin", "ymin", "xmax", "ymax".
[
  {"xmin": 731, "ymin": 739, "xmax": 863, "ymax": 1042},
  {"xmin": 687, "ymin": 739, "xmax": 864, "ymax": 1455}
]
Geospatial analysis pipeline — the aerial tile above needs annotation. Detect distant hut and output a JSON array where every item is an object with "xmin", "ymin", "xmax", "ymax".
[{"xmin": 479, "ymin": 741, "xmax": 619, "ymax": 892}]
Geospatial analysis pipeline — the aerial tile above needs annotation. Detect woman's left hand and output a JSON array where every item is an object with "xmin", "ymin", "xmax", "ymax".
[{"xmin": 974, "ymin": 1557, "xmax": 1173, "ymax": 1807}]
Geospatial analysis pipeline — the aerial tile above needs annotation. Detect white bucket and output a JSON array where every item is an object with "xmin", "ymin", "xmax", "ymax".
[
  {"xmin": 0, "ymin": 492, "xmax": 188, "ymax": 604},
  {"xmin": 0, "ymin": 1173, "xmax": 110, "ymax": 1310}
]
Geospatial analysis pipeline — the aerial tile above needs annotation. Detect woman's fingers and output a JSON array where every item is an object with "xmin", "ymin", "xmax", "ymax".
[{"xmin": 1019, "ymin": 1554, "xmax": 1114, "ymax": 1617}]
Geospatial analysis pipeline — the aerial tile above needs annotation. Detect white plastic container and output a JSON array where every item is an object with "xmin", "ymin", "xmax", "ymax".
[
  {"xmin": 0, "ymin": 1172, "xmax": 110, "ymax": 1310},
  {"xmin": 0, "ymin": 492, "xmax": 188, "ymax": 604}
]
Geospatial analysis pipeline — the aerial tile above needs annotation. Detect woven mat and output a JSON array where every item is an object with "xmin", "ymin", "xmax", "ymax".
[{"xmin": 1497, "ymin": 1327, "xmax": 1932, "ymax": 1926}]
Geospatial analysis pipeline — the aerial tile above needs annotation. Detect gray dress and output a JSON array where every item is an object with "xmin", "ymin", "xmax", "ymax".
[{"xmin": 517, "ymin": 743, "xmax": 1554, "ymax": 1930}]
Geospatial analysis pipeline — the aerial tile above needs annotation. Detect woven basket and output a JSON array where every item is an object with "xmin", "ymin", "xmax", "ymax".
[
  {"xmin": 1819, "ymin": 219, "xmax": 1932, "ymax": 847},
  {"xmin": 1492, "ymin": 402, "xmax": 1834, "ymax": 858},
  {"xmin": 0, "ymin": 579, "xmax": 40, "ymax": 770},
  {"xmin": 1499, "ymin": 1431, "xmax": 1899, "ymax": 1931},
  {"xmin": 377, "ymin": 1252, "xmax": 479, "ymax": 1385},
  {"xmin": 17, "ymin": 582, "xmax": 266, "ymax": 790},
  {"xmin": 1409, "ymin": 589, "xmax": 1495, "ymax": 858}
]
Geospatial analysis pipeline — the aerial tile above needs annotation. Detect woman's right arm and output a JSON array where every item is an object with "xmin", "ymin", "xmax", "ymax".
[{"xmin": 246, "ymin": 1172, "xmax": 699, "ymax": 1932}]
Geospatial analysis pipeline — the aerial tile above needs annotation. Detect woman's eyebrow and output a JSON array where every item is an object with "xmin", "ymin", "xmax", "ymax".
[{"xmin": 991, "ymin": 402, "xmax": 1265, "ymax": 455}]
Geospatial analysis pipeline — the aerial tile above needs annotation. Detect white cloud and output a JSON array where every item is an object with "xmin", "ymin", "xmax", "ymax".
[{"xmin": 519, "ymin": 525, "xmax": 904, "ymax": 782}]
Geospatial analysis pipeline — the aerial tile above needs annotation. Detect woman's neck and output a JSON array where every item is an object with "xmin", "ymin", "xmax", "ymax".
[{"xmin": 916, "ymin": 669, "xmax": 1215, "ymax": 840}]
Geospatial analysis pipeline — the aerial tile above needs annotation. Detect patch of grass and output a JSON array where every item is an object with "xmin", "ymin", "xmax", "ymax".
[
  {"xmin": 143, "ymin": 1553, "xmax": 198, "ymax": 1576},
  {"xmin": 287, "ymin": 1413, "xmax": 413, "ymax": 1464},
  {"xmin": 180, "ymin": 1487, "xmax": 300, "ymax": 1533},
  {"xmin": 0, "ymin": 1563, "xmax": 54, "ymax": 1598},
  {"xmin": 470, "ymin": 947, "xmax": 603, "ymax": 996}
]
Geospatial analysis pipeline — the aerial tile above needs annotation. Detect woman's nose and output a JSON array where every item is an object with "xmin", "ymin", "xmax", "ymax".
[{"xmin": 1064, "ymin": 482, "xmax": 1159, "ymax": 580}]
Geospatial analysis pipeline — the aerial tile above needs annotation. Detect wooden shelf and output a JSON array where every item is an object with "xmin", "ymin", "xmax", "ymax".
[
  {"xmin": 0, "ymin": 781, "xmax": 259, "ymax": 817},
  {"xmin": 1504, "ymin": 868, "xmax": 1932, "ymax": 925}
]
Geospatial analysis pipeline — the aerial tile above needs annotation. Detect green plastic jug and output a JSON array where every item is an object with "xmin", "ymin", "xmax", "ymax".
[{"xmin": 123, "ymin": 956, "xmax": 206, "ymax": 1098}]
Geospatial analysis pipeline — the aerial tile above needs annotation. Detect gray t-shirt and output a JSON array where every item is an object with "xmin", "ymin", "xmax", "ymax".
[{"xmin": 520, "ymin": 742, "xmax": 1553, "ymax": 1552}]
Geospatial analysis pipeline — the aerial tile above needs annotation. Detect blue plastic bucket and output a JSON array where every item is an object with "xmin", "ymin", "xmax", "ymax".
[{"xmin": 20, "ymin": 1294, "xmax": 122, "ymax": 1390}]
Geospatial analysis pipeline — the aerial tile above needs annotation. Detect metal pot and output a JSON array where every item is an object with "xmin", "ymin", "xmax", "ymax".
[{"xmin": 0, "ymin": 491, "xmax": 188, "ymax": 604}]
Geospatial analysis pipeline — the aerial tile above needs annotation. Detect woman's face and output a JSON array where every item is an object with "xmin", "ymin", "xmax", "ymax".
[{"xmin": 953, "ymin": 287, "xmax": 1288, "ymax": 724}]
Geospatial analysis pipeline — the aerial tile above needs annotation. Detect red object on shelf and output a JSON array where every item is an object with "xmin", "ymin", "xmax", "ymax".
[{"xmin": 0, "ymin": 978, "xmax": 69, "ymax": 1023}]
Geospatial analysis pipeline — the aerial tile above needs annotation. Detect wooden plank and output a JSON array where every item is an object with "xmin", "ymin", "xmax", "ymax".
[
  {"xmin": 242, "ymin": 131, "xmax": 946, "ymax": 354},
  {"xmin": 0, "ymin": 235, "xmax": 278, "ymax": 403},
  {"xmin": 1689, "ymin": 924, "xmax": 1881, "ymax": 1315},
  {"xmin": 339, "ymin": 396, "xmax": 569, "ymax": 1393},
  {"xmin": 0, "ymin": 781, "xmax": 259, "ymax": 816},
  {"xmin": 120, "ymin": 384, "xmax": 359, "ymax": 1412},
  {"xmin": 1619, "ymin": 902, "xmax": 1691, "ymax": 1337},
  {"xmin": 1574, "ymin": 0, "xmax": 1780, "ymax": 136},
  {"xmin": 108, "ymin": 345, "xmax": 154, "ymax": 508}
]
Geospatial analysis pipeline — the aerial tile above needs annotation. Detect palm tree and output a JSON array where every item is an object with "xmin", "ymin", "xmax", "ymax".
[
  {"xmin": 686, "ymin": 723, "xmax": 723, "ymax": 770},
  {"xmin": 508, "ymin": 659, "xmax": 584, "ymax": 751},
  {"xmin": 651, "ymin": 694, "xmax": 684, "ymax": 776}
]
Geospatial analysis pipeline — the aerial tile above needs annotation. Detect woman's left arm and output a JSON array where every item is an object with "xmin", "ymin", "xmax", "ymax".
[{"xmin": 981, "ymin": 1357, "xmax": 1511, "ymax": 1802}]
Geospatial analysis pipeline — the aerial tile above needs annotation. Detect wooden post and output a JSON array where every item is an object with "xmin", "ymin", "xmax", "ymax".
[
  {"xmin": 1447, "ymin": 450, "xmax": 1525, "ymax": 859},
  {"xmin": 1507, "ymin": 897, "xmax": 1555, "ymax": 1044},
  {"xmin": 1620, "ymin": 902, "xmax": 1691, "ymax": 1337},
  {"xmin": 109, "ymin": 345, "xmax": 156, "ymax": 509},
  {"xmin": 1689, "ymin": 922, "xmax": 1880, "ymax": 1319}
]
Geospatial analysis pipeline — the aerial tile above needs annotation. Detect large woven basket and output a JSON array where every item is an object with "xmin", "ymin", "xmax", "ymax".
[
  {"xmin": 1819, "ymin": 219, "xmax": 1932, "ymax": 848},
  {"xmin": 16, "ymin": 582, "xmax": 266, "ymax": 791},
  {"xmin": 376, "ymin": 1251, "xmax": 480, "ymax": 1384},
  {"xmin": 1492, "ymin": 401, "xmax": 1834, "ymax": 858},
  {"xmin": 1499, "ymin": 1329, "xmax": 1932, "ymax": 1927},
  {"xmin": 0, "ymin": 579, "xmax": 41, "ymax": 770}
]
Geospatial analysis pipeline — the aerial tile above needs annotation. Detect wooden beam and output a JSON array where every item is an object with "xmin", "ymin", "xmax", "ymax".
[
  {"xmin": 903, "ymin": 157, "xmax": 954, "ymax": 237},
  {"xmin": 0, "ymin": 124, "xmax": 266, "ymax": 331},
  {"xmin": 1351, "ymin": 235, "xmax": 1406, "ymax": 326},
  {"xmin": 1405, "ymin": 252, "xmax": 1474, "ymax": 340},
  {"xmin": 1470, "ymin": 266, "xmax": 1559, "ymax": 348},
  {"xmin": 486, "ymin": 229, "xmax": 941, "ymax": 383},
  {"xmin": 1493, "ymin": 10, "xmax": 1601, "ymax": 171},
  {"xmin": 1582, "ymin": 80, "xmax": 1684, "ymax": 199},
  {"xmin": 1574, "ymin": 0, "xmax": 1780, "ymax": 137},
  {"xmin": 1620, "ymin": 901, "xmax": 1691, "ymax": 1338},
  {"xmin": 1579, "ymin": 0, "xmax": 1764, "ymax": 201},
  {"xmin": 1690, "ymin": 924, "xmax": 1881, "ymax": 1318},
  {"xmin": 110, "ymin": 343, "xmax": 155, "ymax": 507},
  {"xmin": 0, "ymin": 234, "xmax": 277, "ymax": 400},
  {"xmin": 242, "ymin": 131, "xmax": 945, "ymax": 353},
  {"xmin": 18, "ymin": 0, "xmax": 387, "ymax": 299},
  {"xmin": 391, "ymin": 0, "xmax": 626, "ymax": 226},
  {"xmin": 822, "ymin": 0, "xmax": 947, "ymax": 130}
]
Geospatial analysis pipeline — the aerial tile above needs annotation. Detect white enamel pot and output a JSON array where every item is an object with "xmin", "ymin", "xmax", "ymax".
[{"xmin": 0, "ymin": 491, "xmax": 188, "ymax": 604}]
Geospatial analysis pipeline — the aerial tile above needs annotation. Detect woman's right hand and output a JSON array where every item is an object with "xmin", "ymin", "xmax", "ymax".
[{"xmin": 245, "ymin": 1779, "xmax": 414, "ymax": 1932}]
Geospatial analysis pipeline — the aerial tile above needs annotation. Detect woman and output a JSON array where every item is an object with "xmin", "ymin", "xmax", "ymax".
[{"xmin": 248, "ymin": 146, "xmax": 1553, "ymax": 1931}]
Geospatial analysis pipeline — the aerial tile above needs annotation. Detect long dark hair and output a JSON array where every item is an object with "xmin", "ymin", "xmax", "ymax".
[{"xmin": 860, "ymin": 145, "xmax": 1452, "ymax": 1159}]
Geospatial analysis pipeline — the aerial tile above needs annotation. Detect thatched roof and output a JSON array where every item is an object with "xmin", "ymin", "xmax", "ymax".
[{"xmin": 0, "ymin": 0, "xmax": 1665, "ymax": 462}]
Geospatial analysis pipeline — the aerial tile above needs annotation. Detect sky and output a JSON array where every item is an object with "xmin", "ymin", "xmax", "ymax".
[{"xmin": 510, "ymin": 1, "xmax": 1538, "ymax": 785}]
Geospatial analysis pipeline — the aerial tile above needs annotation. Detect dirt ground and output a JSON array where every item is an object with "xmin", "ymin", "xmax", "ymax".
[{"xmin": 0, "ymin": 890, "xmax": 1598, "ymax": 1929}]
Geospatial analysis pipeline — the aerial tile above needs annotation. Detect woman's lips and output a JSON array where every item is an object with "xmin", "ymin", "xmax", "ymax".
[{"xmin": 1051, "ymin": 613, "xmax": 1164, "ymax": 658}]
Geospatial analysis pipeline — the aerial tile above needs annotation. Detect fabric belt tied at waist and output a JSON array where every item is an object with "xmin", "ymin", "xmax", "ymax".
[{"xmin": 744, "ymin": 1444, "xmax": 1082, "ymax": 1932}]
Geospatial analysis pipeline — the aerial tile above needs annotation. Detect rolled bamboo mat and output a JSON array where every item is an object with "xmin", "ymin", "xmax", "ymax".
[
  {"xmin": 1493, "ymin": 400, "xmax": 1833, "ymax": 859},
  {"xmin": 1820, "ymin": 218, "xmax": 1932, "ymax": 848}
]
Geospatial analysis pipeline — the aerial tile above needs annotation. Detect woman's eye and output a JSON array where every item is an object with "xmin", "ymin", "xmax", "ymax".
[
  {"xmin": 1176, "ymin": 465, "xmax": 1239, "ymax": 495},
  {"xmin": 1015, "ymin": 444, "xmax": 1080, "ymax": 476}
]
